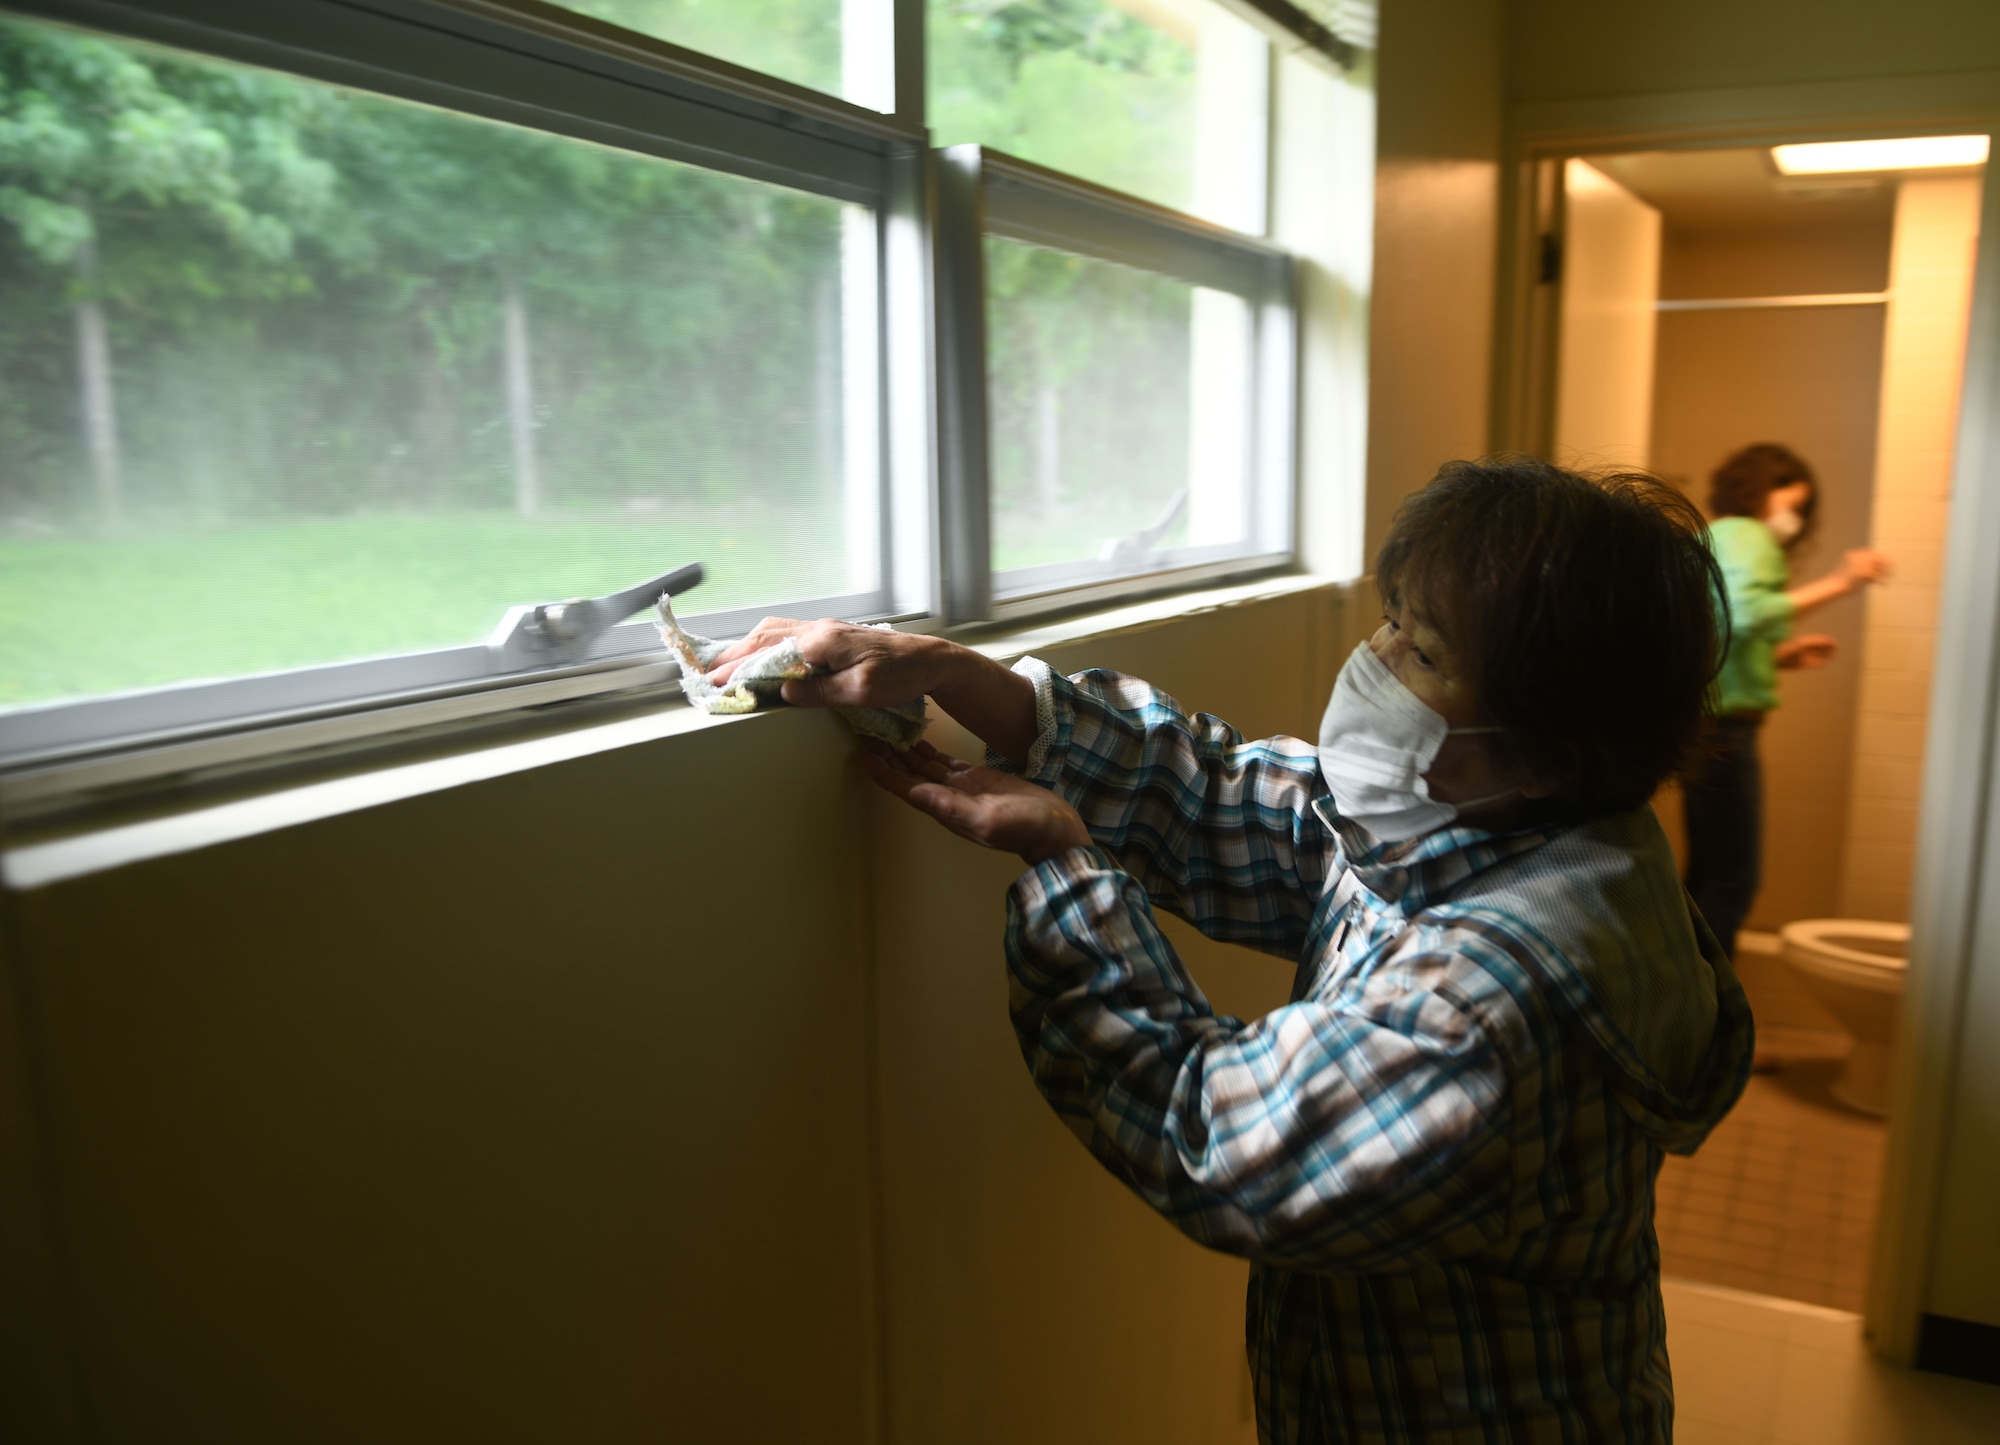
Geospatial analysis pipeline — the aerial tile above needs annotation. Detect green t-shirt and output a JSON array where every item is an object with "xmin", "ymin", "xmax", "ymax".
[{"xmin": 1710, "ymin": 515, "xmax": 1796, "ymax": 715}]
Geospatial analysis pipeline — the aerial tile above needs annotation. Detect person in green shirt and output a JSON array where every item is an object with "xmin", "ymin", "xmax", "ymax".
[{"xmin": 1684, "ymin": 443, "xmax": 1891, "ymax": 963}]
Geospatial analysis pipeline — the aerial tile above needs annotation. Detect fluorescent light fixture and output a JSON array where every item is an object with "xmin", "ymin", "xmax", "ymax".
[{"xmin": 1772, "ymin": 135, "xmax": 1990, "ymax": 175}]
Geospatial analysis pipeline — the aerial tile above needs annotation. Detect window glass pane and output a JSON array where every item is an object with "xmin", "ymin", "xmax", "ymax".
[
  {"xmin": 930, "ymin": 0, "xmax": 1267, "ymax": 229},
  {"xmin": 985, "ymin": 236, "xmax": 1252, "ymax": 589},
  {"xmin": 555, "ymin": 1, "xmax": 874, "ymax": 108},
  {"xmin": 0, "ymin": 18, "xmax": 879, "ymax": 708}
]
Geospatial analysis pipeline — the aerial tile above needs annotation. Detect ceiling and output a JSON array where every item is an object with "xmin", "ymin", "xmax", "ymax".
[{"xmin": 1584, "ymin": 146, "xmax": 1984, "ymax": 231}]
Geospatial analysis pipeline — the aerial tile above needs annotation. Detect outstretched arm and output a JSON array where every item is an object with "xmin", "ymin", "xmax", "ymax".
[
  {"xmin": 1787, "ymin": 548, "xmax": 1891, "ymax": 619},
  {"xmin": 711, "ymin": 621, "xmax": 1325, "ymax": 951}
]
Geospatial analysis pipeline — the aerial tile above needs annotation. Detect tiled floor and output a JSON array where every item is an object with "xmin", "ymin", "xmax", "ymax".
[
  {"xmin": 1655, "ymin": 1026, "xmax": 1884, "ymax": 1311},
  {"xmin": 1665, "ymin": 1277, "xmax": 2000, "ymax": 1443}
]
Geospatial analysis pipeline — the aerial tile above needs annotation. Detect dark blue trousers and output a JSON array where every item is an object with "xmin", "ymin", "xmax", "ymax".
[{"xmin": 1682, "ymin": 715, "xmax": 1764, "ymax": 961}]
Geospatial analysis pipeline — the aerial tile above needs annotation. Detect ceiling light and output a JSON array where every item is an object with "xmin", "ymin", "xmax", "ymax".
[{"xmin": 1772, "ymin": 136, "xmax": 1989, "ymax": 175}]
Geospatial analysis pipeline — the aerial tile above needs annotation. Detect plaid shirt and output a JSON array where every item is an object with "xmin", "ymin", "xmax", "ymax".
[{"xmin": 996, "ymin": 662, "xmax": 1754, "ymax": 1444}]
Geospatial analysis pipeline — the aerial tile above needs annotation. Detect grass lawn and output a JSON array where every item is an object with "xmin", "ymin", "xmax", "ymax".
[
  {"xmin": 0, "ymin": 510, "xmax": 847, "ymax": 707},
  {"xmin": 0, "ymin": 497, "xmax": 1192, "ymax": 709}
]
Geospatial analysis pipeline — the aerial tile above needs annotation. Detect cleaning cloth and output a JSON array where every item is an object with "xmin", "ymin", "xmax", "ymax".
[{"xmin": 654, "ymin": 594, "xmax": 929, "ymax": 749}]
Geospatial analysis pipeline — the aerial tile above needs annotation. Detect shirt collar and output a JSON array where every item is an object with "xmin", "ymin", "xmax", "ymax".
[{"xmin": 1314, "ymin": 796, "xmax": 1554, "ymax": 905}]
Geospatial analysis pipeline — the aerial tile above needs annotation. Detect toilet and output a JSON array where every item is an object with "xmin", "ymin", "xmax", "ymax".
[{"xmin": 1778, "ymin": 919, "xmax": 1910, "ymax": 1116}]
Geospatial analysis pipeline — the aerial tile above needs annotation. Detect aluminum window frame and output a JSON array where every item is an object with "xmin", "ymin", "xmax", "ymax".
[
  {"xmin": 0, "ymin": 0, "xmax": 939, "ymax": 772},
  {"xmin": 933, "ymin": 145, "xmax": 1298, "ymax": 624},
  {"xmin": 0, "ymin": 0, "xmax": 1312, "ymax": 784}
]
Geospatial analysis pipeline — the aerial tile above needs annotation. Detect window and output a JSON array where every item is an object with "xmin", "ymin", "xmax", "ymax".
[
  {"xmin": 934, "ymin": 148, "xmax": 1294, "ymax": 619},
  {"xmin": 0, "ymin": 0, "xmax": 1344, "ymax": 782},
  {"xmin": 0, "ymin": 16, "xmax": 882, "ymax": 705}
]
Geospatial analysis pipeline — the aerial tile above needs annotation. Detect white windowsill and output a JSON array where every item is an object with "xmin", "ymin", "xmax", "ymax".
[{"xmin": 2, "ymin": 571, "xmax": 1345, "ymax": 890}]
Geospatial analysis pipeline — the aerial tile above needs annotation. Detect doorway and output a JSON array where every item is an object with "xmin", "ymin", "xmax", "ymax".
[{"xmin": 1534, "ymin": 141, "xmax": 1984, "ymax": 1316}]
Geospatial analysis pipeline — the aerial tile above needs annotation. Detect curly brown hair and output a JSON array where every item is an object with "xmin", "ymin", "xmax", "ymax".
[
  {"xmin": 1709, "ymin": 442, "xmax": 1818, "ymax": 548},
  {"xmin": 1375, "ymin": 456, "xmax": 1726, "ymax": 825}
]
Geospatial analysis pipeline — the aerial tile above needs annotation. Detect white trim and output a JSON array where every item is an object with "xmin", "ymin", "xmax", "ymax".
[
  {"xmin": 1, "ymin": 695, "xmax": 734, "ymax": 889},
  {"xmin": 1655, "ymin": 292, "xmax": 1889, "ymax": 312},
  {"xmin": 0, "ymin": 656, "xmax": 684, "ymax": 815}
]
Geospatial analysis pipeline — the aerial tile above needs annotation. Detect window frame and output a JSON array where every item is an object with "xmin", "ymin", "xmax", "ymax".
[{"xmin": 0, "ymin": 0, "xmax": 1319, "ymax": 784}]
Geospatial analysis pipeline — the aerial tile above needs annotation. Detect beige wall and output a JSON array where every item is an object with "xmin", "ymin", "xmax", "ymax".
[
  {"xmin": 1506, "ymin": 0, "xmax": 2000, "ymax": 104},
  {"xmin": 1554, "ymin": 159, "xmax": 1660, "ymax": 470},
  {"xmin": 1839, "ymin": 177, "xmax": 1983, "ymax": 925},
  {"xmin": 0, "ymin": 586, "xmax": 1377, "ymax": 1445},
  {"xmin": 5, "ymin": 709, "xmax": 885, "ymax": 1443},
  {"xmin": 1363, "ymin": 0, "xmax": 1506, "ymax": 562},
  {"xmin": 1649, "ymin": 222, "xmax": 1891, "ymax": 940}
]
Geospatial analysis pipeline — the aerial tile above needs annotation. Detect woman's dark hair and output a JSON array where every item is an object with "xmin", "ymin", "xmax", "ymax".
[
  {"xmin": 1709, "ymin": 442, "xmax": 1818, "ymax": 548},
  {"xmin": 1375, "ymin": 456, "xmax": 1726, "ymax": 825}
]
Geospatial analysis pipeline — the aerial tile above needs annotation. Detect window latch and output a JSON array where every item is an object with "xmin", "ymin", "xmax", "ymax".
[
  {"xmin": 487, "ymin": 561, "xmax": 705, "ymax": 672},
  {"xmin": 1099, "ymin": 489, "xmax": 1188, "ymax": 569}
]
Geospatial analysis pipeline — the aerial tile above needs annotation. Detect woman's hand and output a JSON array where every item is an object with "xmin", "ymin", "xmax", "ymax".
[
  {"xmin": 1841, "ymin": 548, "xmax": 1892, "ymax": 588},
  {"xmin": 860, "ymin": 740, "xmax": 1091, "ymax": 865},
  {"xmin": 1775, "ymin": 633, "xmax": 1838, "ymax": 669},
  {"xmin": 1789, "ymin": 549, "xmax": 1894, "ymax": 616},
  {"xmin": 706, "ymin": 617, "xmax": 951, "ymax": 708},
  {"xmin": 703, "ymin": 618, "xmax": 1042, "ymax": 763}
]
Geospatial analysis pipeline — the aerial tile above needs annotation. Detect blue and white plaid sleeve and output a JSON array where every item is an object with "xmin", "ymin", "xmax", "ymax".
[
  {"xmin": 1006, "ymin": 847, "xmax": 1514, "ymax": 1272},
  {"xmin": 994, "ymin": 658, "xmax": 1326, "ymax": 958}
]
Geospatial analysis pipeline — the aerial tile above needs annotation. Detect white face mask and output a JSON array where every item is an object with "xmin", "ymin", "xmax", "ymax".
[
  {"xmin": 1317, "ymin": 642, "xmax": 1512, "ymax": 843},
  {"xmin": 1766, "ymin": 506, "xmax": 1804, "ymax": 545}
]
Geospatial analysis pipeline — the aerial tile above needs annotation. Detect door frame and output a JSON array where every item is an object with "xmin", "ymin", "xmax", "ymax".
[{"xmin": 1493, "ymin": 69, "xmax": 2000, "ymax": 1365}]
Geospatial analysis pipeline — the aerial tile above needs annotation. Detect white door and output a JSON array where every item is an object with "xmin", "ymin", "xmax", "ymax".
[{"xmin": 1555, "ymin": 158, "xmax": 1663, "ymax": 469}]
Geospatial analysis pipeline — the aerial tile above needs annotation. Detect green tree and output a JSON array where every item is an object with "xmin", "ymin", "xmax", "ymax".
[
  {"xmin": 565, "ymin": 0, "xmax": 843, "ymax": 96},
  {"xmin": 0, "ymin": 19, "xmax": 339, "ymax": 524},
  {"xmin": 311, "ymin": 95, "xmax": 845, "ymax": 516},
  {"xmin": 928, "ymin": 0, "xmax": 1196, "ymax": 209}
]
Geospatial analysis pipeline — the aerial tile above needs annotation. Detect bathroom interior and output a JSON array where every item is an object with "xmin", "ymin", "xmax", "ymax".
[
  {"xmin": 1551, "ymin": 140, "xmax": 1984, "ymax": 1313},
  {"xmin": 6, "ymin": 2, "xmax": 2000, "ymax": 1441}
]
